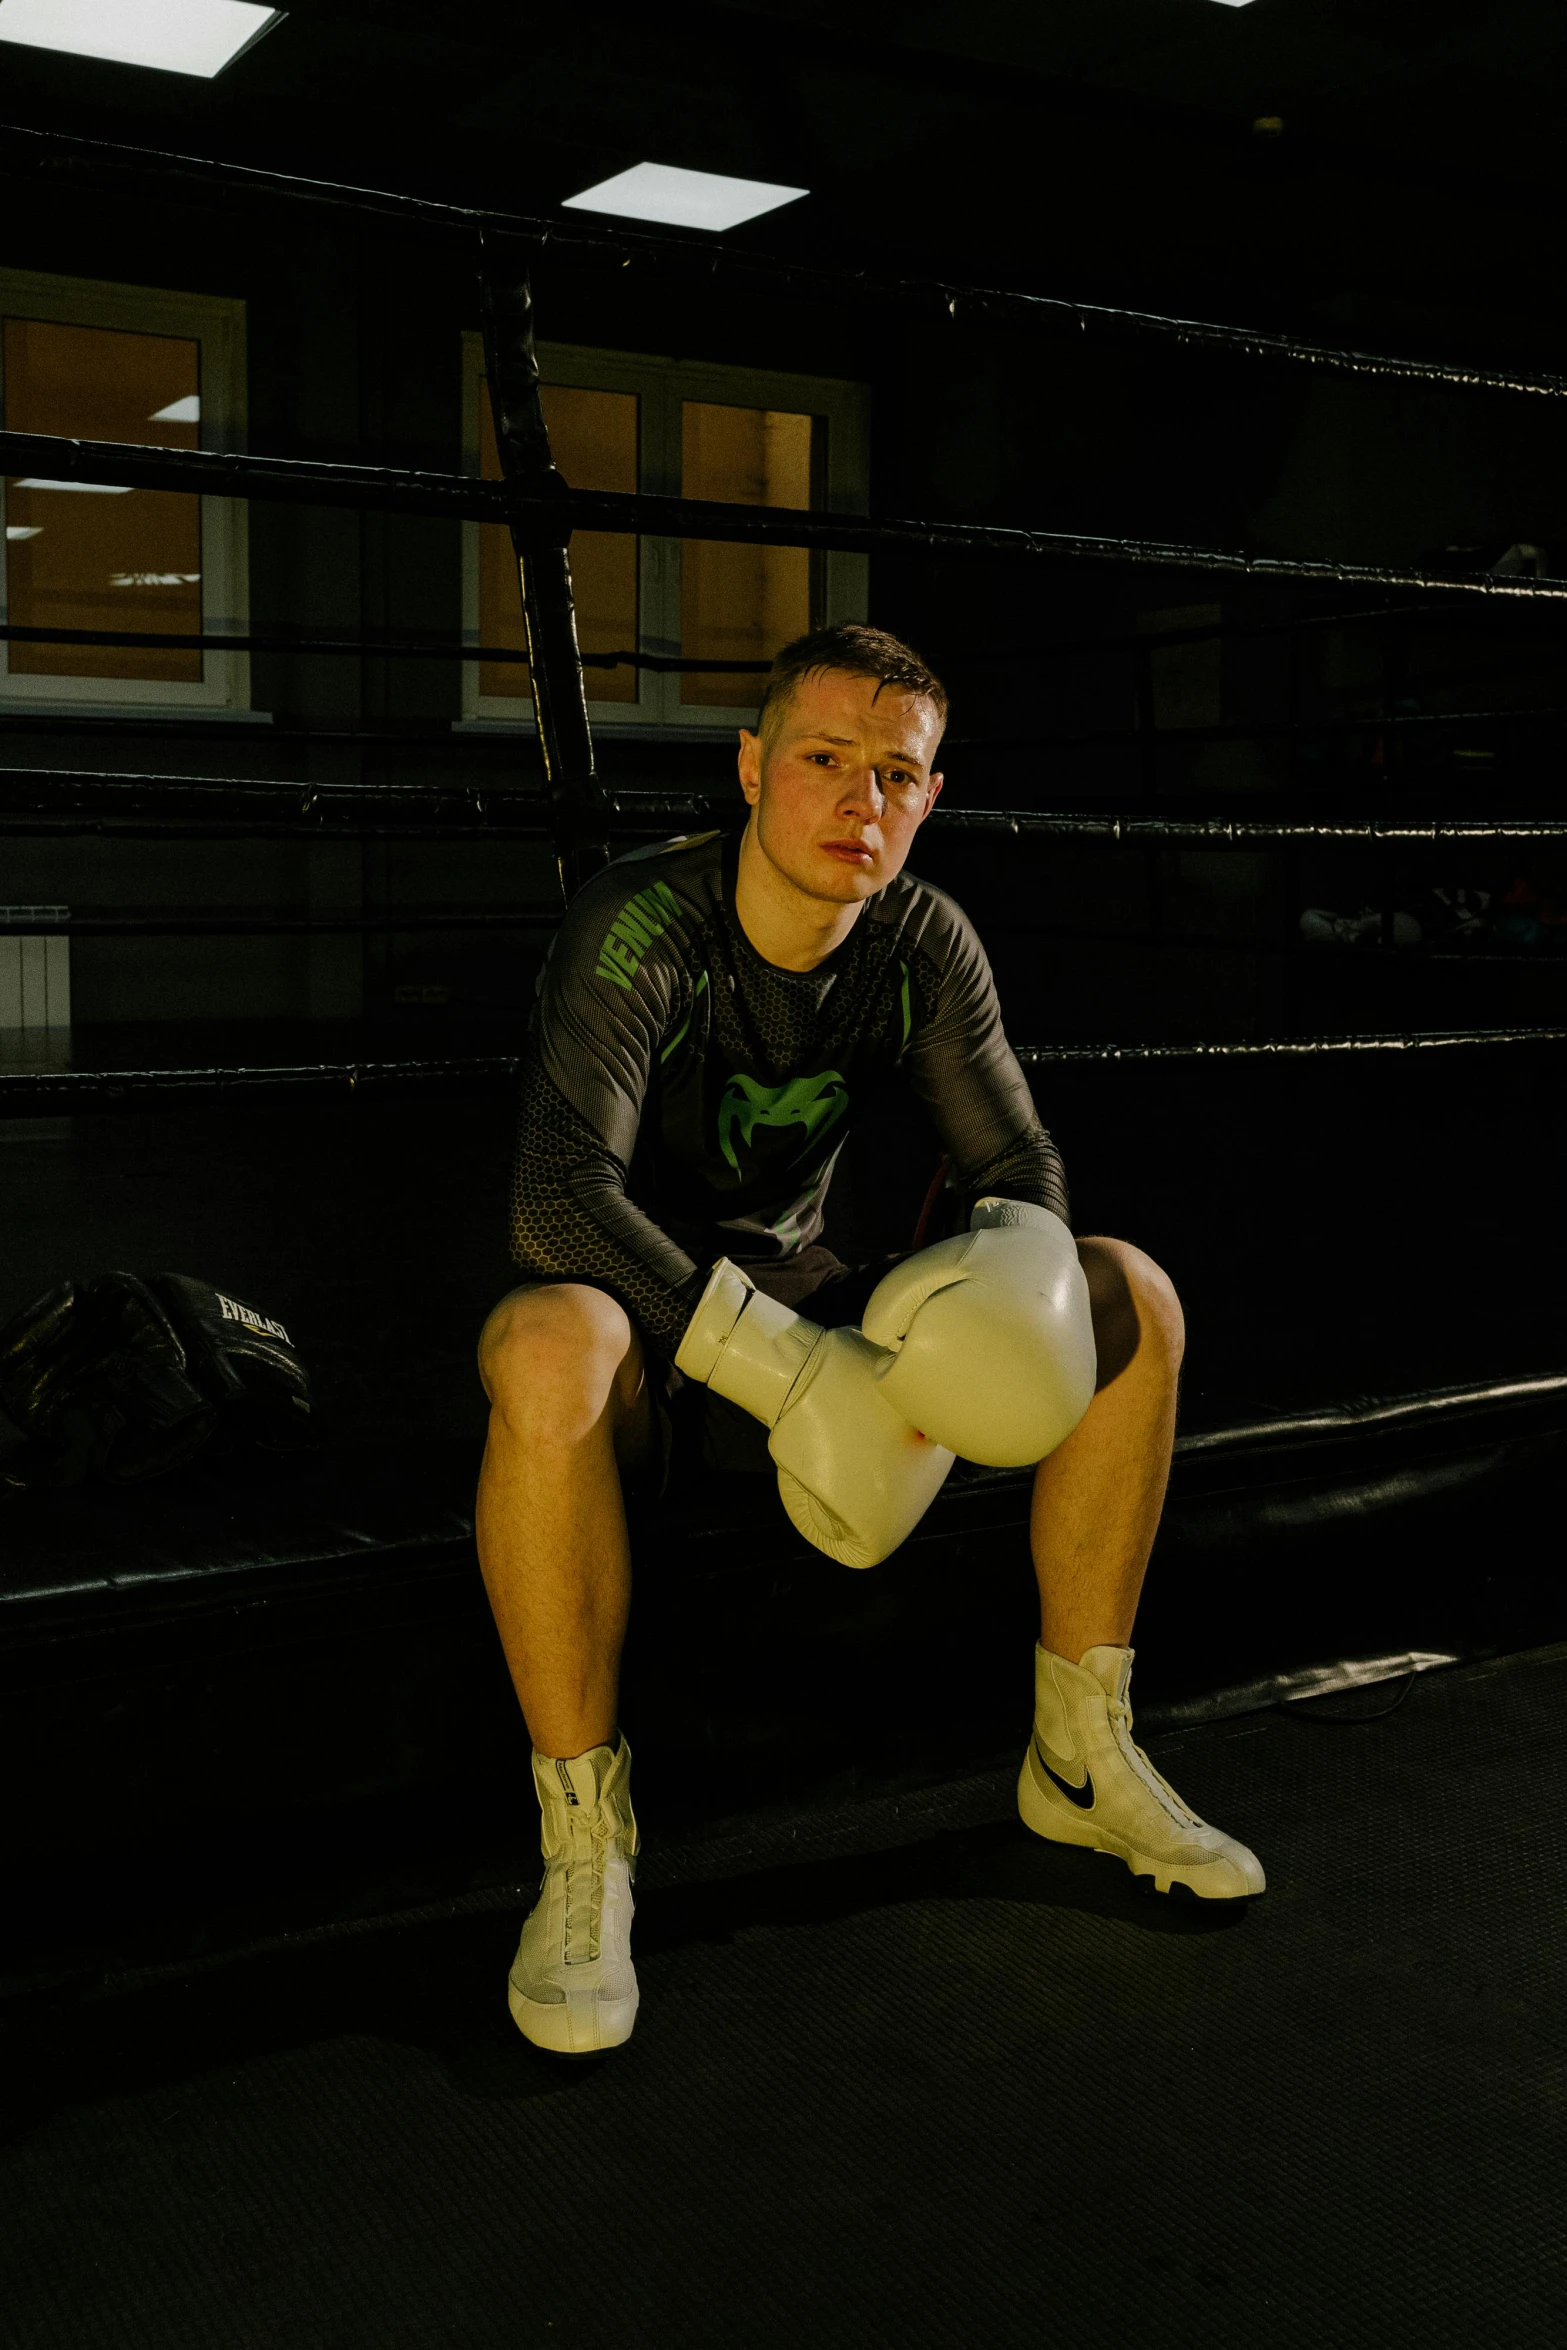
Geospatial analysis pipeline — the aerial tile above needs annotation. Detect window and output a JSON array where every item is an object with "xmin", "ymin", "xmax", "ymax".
[
  {"xmin": 461, "ymin": 339, "xmax": 869, "ymax": 734},
  {"xmin": 476, "ymin": 379, "xmax": 641, "ymax": 707},
  {"xmin": 0, "ymin": 269, "xmax": 249, "ymax": 713},
  {"xmin": 678, "ymin": 402, "xmax": 815, "ymax": 709}
]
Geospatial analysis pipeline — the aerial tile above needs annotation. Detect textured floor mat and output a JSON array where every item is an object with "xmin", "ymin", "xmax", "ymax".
[{"xmin": 5, "ymin": 1645, "xmax": 1567, "ymax": 2350}]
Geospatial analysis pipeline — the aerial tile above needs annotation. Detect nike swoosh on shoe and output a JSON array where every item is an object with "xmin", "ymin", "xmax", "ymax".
[{"xmin": 1032, "ymin": 1735, "xmax": 1095, "ymax": 1810}]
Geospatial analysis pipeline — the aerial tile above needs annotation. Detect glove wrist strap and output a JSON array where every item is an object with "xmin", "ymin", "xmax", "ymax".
[
  {"xmin": 674, "ymin": 1259, "xmax": 754, "ymax": 1382},
  {"xmin": 674, "ymin": 1258, "xmax": 820, "ymax": 1428}
]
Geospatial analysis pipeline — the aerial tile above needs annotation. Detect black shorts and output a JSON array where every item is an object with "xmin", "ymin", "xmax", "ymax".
[{"xmin": 651, "ymin": 1242, "xmax": 908, "ymax": 1491}]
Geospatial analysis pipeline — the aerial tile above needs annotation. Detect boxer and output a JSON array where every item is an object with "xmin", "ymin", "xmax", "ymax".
[{"xmin": 478, "ymin": 624, "xmax": 1263, "ymax": 2056}]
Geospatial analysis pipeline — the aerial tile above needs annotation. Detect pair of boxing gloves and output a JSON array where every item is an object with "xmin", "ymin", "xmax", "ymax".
[{"xmin": 674, "ymin": 1197, "xmax": 1097, "ymax": 1570}]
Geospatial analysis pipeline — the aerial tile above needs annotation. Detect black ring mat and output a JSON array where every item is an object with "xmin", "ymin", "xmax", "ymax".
[{"xmin": 4, "ymin": 1642, "xmax": 1565, "ymax": 2350}]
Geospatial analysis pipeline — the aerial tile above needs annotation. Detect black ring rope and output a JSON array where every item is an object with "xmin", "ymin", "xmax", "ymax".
[
  {"xmin": 1, "ymin": 1028, "xmax": 1562, "ymax": 1119},
  {"xmin": 0, "ymin": 714, "xmax": 534, "ymax": 749},
  {"xmin": 0, "ymin": 624, "xmax": 761, "ymax": 672},
  {"xmin": 1011, "ymin": 1030, "xmax": 1567, "ymax": 1066},
  {"xmin": 0, "ymin": 602, "xmax": 1533, "ymax": 703},
  {"xmin": 6, "ymin": 771, "xmax": 1567, "ymax": 849},
  {"xmin": 3, "ymin": 619, "xmax": 1564, "ymax": 751},
  {"xmin": 0, "ymin": 909, "xmax": 560, "ymax": 937},
  {"xmin": 5, "ymin": 428, "xmax": 1567, "ymax": 606},
  {"xmin": 5, "ymin": 119, "xmax": 1566, "ymax": 409},
  {"xmin": 1176, "ymin": 1369, "xmax": 1567, "ymax": 1454},
  {"xmin": 933, "ymin": 812, "xmax": 1567, "ymax": 845},
  {"xmin": 948, "ymin": 706, "xmax": 1567, "ymax": 752}
]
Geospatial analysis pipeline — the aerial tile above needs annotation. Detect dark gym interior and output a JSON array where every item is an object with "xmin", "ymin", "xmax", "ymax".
[{"xmin": 2, "ymin": 4, "xmax": 1566, "ymax": 2344}]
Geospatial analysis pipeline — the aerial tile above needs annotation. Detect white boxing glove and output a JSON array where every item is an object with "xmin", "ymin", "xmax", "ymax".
[
  {"xmin": 674, "ymin": 1261, "xmax": 955, "ymax": 1569},
  {"xmin": 860, "ymin": 1198, "xmax": 1096, "ymax": 1468}
]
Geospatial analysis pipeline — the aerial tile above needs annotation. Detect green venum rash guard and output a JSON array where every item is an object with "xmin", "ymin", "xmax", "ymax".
[{"xmin": 507, "ymin": 828, "xmax": 1070, "ymax": 1359}]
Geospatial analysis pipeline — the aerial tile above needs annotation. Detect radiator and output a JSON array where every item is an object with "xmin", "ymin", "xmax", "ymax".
[{"xmin": 0, "ymin": 910, "xmax": 71, "ymax": 1038}]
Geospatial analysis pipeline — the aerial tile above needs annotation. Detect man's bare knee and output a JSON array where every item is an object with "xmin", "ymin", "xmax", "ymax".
[
  {"xmin": 479, "ymin": 1283, "xmax": 642, "ymax": 1437},
  {"xmin": 1077, "ymin": 1236, "xmax": 1184, "ymax": 1390}
]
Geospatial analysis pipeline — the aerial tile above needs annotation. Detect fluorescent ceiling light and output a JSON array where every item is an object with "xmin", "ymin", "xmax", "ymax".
[
  {"xmin": 564, "ymin": 162, "xmax": 807, "ymax": 233},
  {"xmin": 13, "ymin": 476, "xmax": 133, "ymax": 493},
  {"xmin": 0, "ymin": 0, "xmax": 282, "ymax": 77},
  {"xmin": 150, "ymin": 394, "xmax": 201, "ymax": 423},
  {"xmin": 6, "ymin": 525, "xmax": 44, "ymax": 539}
]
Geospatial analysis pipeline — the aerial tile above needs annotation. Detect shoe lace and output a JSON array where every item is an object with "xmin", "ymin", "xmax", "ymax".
[
  {"xmin": 1106, "ymin": 1696, "xmax": 1202, "ymax": 1828},
  {"xmin": 557, "ymin": 1809, "xmax": 624, "ymax": 1966}
]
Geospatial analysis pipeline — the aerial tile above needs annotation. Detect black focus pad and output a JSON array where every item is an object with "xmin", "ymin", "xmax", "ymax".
[
  {"xmin": 0, "ymin": 1273, "xmax": 217, "ymax": 1489},
  {"xmin": 150, "ymin": 1274, "xmax": 315, "ymax": 1454}
]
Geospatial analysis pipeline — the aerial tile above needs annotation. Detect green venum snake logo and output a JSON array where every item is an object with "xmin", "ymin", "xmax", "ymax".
[{"xmin": 717, "ymin": 1070, "xmax": 849, "ymax": 1174}]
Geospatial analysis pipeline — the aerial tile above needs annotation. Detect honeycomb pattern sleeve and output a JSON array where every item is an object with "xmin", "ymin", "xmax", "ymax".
[
  {"xmin": 507, "ymin": 1043, "xmax": 706, "ymax": 1359},
  {"xmin": 900, "ymin": 894, "xmax": 1072, "ymax": 1229},
  {"xmin": 504, "ymin": 846, "xmax": 712, "ymax": 1360},
  {"xmin": 960, "ymin": 1118, "xmax": 1071, "ymax": 1229}
]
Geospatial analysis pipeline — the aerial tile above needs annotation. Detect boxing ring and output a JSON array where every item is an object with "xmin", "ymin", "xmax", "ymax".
[
  {"xmin": 3, "ymin": 109, "xmax": 1567, "ymax": 1779},
  {"xmin": 5, "ymin": 109, "xmax": 1567, "ymax": 2350}
]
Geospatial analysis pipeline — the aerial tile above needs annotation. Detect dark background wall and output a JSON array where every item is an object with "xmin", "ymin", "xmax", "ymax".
[{"xmin": 4, "ymin": 0, "xmax": 1567, "ymax": 1060}]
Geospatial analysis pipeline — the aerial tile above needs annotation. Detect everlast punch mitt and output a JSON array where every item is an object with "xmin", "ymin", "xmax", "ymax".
[
  {"xmin": 0, "ymin": 1272, "xmax": 312, "ymax": 1491},
  {"xmin": 149, "ymin": 1274, "xmax": 314, "ymax": 1458}
]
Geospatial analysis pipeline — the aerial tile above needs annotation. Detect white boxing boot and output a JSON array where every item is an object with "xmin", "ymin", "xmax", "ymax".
[
  {"xmin": 1018, "ymin": 1645, "xmax": 1265, "ymax": 1899},
  {"xmin": 508, "ymin": 1736, "xmax": 640, "ymax": 2054}
]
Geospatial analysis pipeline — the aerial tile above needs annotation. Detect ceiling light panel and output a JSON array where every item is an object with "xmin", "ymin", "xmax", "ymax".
[
  {"xmin": 0, "ymin": 0, "xmax": 282, "ymax": 77},
  {"xmin": 564, "ymin": 163, "xmax": 807, "ymax": 233}
]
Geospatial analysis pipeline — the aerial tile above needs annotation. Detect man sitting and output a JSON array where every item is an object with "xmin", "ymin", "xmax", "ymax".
[{"xmin": 478, "ymin": 623, "xmax": 1263, "ymax": 2055}]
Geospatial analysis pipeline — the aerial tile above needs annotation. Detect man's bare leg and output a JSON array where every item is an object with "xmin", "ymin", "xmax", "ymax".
[
  {"xmin": 1029, "ymin": 1236, "xmax": 1184, "ymax": 1661},
  {"xmin": 476, "ymin": 1282, "xmax": 655, "ymax": 1760},
  {"xmin": 479, "ymin": 1283, "xmax": 652, "ymax": 2051}
]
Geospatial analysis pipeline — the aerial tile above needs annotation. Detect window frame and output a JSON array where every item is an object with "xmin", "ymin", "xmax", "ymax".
[
  {"xmin": 459, "ymin": 336, "xmax": 870, "ymax": 737},
  {"xmin": 0, "ymin": 267, "xmax": 251, "ymax": 716}
]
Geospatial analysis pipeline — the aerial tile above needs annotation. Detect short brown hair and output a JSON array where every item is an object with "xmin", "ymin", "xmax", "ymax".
[{"xmin": 755, "ymin": 623, "xmax": 949, "ymax": 746}]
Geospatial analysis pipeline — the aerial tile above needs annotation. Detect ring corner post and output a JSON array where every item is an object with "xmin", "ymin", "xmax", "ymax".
[{"xmin": 476, "ymin": 228, "xmax": 610, "ymax": 906}]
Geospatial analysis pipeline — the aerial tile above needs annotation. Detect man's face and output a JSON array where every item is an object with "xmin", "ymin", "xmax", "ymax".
[{"xmin": 737, "ymin": 668, "xmax": 945, "ymax": 905}]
